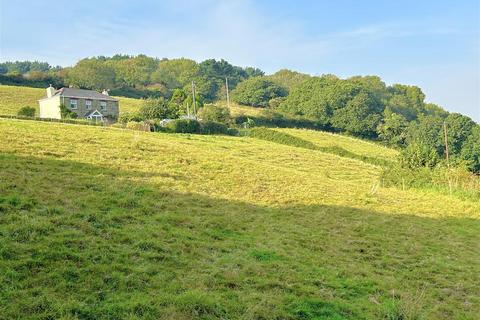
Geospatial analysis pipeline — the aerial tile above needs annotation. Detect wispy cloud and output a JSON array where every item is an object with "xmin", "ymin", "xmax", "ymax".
[{"xmin": 326, "ymin": 21, "xmax": 460, "ymax": 41}]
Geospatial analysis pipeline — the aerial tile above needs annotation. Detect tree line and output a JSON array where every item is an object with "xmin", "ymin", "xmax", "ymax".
[
  {"xmin": 226, "ymin": 71, "xmax": 478, "ymax": 173},
  {"xmin": 0, "ymin": 55, "xmax": 263, "ymax": 101},
  {"xmin": 1, "ymin": 55, "xmax": 478, "ymax": 173}
]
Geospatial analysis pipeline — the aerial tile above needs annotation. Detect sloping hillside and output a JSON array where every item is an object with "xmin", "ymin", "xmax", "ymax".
[
  {"xmin": 0, "ymin": 119, "xmax": 479, "ymax": 319},
  {"xmin": 0, "ymin": 85, "xmax": 143, "ymax": 116},
  {"xmin": 276, "ymin": 128, "xmax": 398, "ymax": 162}
]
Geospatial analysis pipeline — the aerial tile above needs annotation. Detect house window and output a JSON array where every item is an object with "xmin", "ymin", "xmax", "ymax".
[
  {"xmin": 85, "ymin": 100, "xmax": 92, "ymax": 110},
  {"xmin": 100, "ymin": 101, "xmax": 107, "ymax": 111},
  {"xmin": 70, "ymin": 99, "xmax": 78, "ymax": 109}
]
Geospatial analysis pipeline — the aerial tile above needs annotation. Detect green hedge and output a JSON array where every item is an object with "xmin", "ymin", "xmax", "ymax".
[
  {"xmin": 233, "ymin": 113, "xmax": 328, "ymax": 131},
  {"xmin": 165, "ymin": 119, "xmax": 201, "ymax": 134},
  {"xmin": 162, "ymin": 119, "xmax": 239, "ymax": 136},
  {"xmin": 246, "ymin": 127, "xmax": 318, "ymax": 150},
  {"xmin": 200, "ymin": 121, "xmax": 229, "ymax": 135}
]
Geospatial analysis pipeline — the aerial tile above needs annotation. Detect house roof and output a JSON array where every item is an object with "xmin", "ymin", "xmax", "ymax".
[{"xmin": 41, "ymin": 87, "xmax": 118, "ymax": 102}]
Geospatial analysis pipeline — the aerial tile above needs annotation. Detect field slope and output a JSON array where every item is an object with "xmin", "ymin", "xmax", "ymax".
[
  {"xmin": 0, "ymin": 85, "xmax": 143, "ymax": 116},
  {"xmin": 0, "ymin": 119, "xmax": 479, "ymax": 319}
]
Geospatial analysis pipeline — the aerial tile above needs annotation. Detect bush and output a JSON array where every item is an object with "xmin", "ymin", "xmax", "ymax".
[
  {"xmin": 59, "ymin": 104, "xmax": 78, "ymax": 119},
  {"xmin": 240, "ymin": 117, "xmax": 256, "ymax": 128},
  {"xmin": 226, "ymin": 127, "xmax": 239, "ymax": 136},
  {"xmin": 460, "ymin": 125, "xmax": 480, "ymax": 173},
  {"xmin": 268, "ymin": 96, "xmax": 286, "ymax": 109},
  {"xmin": 381, "ymin": 163, "xmax": 480, "ymax": 200},
  {"xmin": 118, "ymin": 112, "xmax": 143, "ymax": 124},
  {"xmin": 400, "ymin": 143, "xmax": 440, "ymax": 169},
  {"xmin": 139, "ymin": 97, "xmax": 177, "ymax": 120},
  {"xmin": 17, "ymin": 106, "xmax": 35, "ymax": 117},
  {"xmin": 166, "ymin": 119, "xmax": 201, "ymax": 133},
  {"xmin": 198, "ymin": 105, "xmax": 230, "ymax": 123},
  {"xmin": 200, "ymin": 121, "xmax": 229, "ymax": 135}
]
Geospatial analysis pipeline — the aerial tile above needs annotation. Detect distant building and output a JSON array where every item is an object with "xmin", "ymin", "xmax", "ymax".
[
  {"xmin": 159, "ymin": 118, "xmax": 173, "ymax": 127},
  {"xmin": 38, "ymin": 86, "xmax": 119, "ymax": 121}
]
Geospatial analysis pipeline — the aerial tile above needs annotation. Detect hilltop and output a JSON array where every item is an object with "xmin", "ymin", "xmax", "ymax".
[{"xmin": 1, "ymin": 118, "xmax": 478, "ymax": 319}]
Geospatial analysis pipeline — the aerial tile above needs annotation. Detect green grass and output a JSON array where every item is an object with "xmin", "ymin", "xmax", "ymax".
[
  {"xmin": 0, "ymin": 119, "xmax": 479, "ymax": 319},
  {"xmin": 219, "ymin": 101, "xmax": 265, "ymax": 118},
  {"xmin": 116, "ymin": 96, "xmax": 144, "ymax": 114},
  {"xmin": 276, "ymin": 128, "xmax": 399, "ymax": 163},
  {"xmin": 0, "ymin": 85, "xmax": 143, "ymax": 116},
  {"xmin": 246, "ymin": 127, "xmax": 395, "ymax": 167},
  {"xmin": 0, "ymin": 85, "xmax": 43, "ymax": 115}
]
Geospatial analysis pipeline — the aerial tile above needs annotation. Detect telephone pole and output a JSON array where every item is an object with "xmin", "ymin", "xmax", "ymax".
[
  {"xmin": 191, "ymin": 81, "xmax": 197, "ymax": 119},
  {"xmin": 443, "ymin": 121, "xmax": 449, "ymax": 167},
  {"xmin": 225, "ymin": 77, "xmax": 230, "ymax": 108}
]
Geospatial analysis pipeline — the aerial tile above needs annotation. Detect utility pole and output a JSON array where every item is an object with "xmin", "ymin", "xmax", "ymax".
[
  {"xmin": 443, "ymin": 121, "xmax": 449, "ymax": 167},
  {"xmin": 191, "ymin": 81, "xmax": 197, "ymax": 119},
  {"xmin": 225, "ymin": 77, "xmax": 230, "ymax": 108}
]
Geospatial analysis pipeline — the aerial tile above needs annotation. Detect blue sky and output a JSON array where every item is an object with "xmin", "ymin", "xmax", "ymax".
[{"xmin": 1, "ymin": 0, "xmax": 479, "ymax": 120}]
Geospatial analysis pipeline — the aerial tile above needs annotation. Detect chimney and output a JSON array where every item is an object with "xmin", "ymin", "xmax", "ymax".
[
  {"xmin": 102, "ymin": 89, "xmax": 109, "ymax": 96},
  {"xmin": 46, "ymin": 84, "xmax": 55, "ymax": 98}
]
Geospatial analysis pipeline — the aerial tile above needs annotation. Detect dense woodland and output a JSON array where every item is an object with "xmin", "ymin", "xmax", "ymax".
[{"xmin": 1, "ymin": 55, "xmax": 478, "ymax": 173}]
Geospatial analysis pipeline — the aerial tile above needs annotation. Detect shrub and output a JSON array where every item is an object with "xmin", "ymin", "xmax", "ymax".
[
  {"xmin": 200, "ymin": 121, "xmax": 229, "ymax": 135},
  {"xmin": 198, "ymin": 105, "xmax": 230, "ymax": 123},
  {"xmin": 268, "ymin": 96, "xmax": 286, "ymax": 109},
  {"xmin": 17, "ymin": 106, "xmax": 35, "ymax": 117},
  {"xmin": 166, "ymin": 119, "xmax": 201, "ymax": 134},
  {"xmin": 118, "ymin": 112, "xmax": 143, "ymax": 124},
  {"xmin": 139, "ymin": 97, "xmax": 177, "ymax": 120},
  {"xmin": 59, "ymin": 104, "xmax": 78, "ymax": 119},
  {"xmin": 241, "ymin": 117, "xmax": 256, "ymax": 128},
  {"xmin": 381, "ymin": 163, "xmax": 480, "ymax": 200},
  {"xmin": 400, "ymin": 143, "xmax": 440, "ymax": 169},
  {"xmin": 226, "ymin": 127, "xmax": 239, "ymax": 136},
  {"xmin": 460, "ymin": 125, "xmax": 480, "ymax": 173}
]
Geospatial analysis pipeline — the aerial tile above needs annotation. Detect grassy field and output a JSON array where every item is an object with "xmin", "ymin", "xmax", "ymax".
[
  {"xmin": 276, "ymin": 128, "xmax": 398, "ymax": 162},
  {"xmin": 213, "ymin": 101, "xmax": 265, "ymax": 117},
  {"xmin": 0, "ymin": 119, "xmax": 479, "ymax": 319},
  {"xmin": 0, "ymin": 85, "xmax": 143, "ymax": 116}
]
